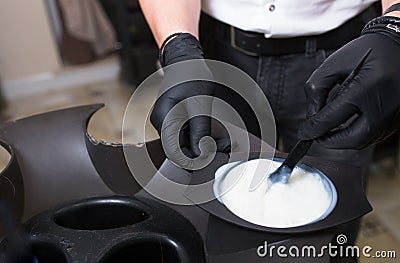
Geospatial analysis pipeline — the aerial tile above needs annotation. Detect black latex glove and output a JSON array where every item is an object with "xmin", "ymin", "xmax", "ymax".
[
  {"xmin": 151, "ymin": 33, "xmax": 230, "ymax": 169},
  {"xmin": 298, "ymin": 17, "xmax": 400, "ymax": 150}
]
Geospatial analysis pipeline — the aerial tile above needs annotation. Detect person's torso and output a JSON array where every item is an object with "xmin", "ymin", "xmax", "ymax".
[{"xmin": 201, "ymin": 0, "xmax": 378, "ymax": 38}]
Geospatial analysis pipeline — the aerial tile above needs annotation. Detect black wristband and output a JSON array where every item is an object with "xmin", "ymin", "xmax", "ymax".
[
  {"xmin": 383, "ymin": 3, "xmax": 400, "ymax": 15},
  {"xmin": 159, "ymin": 32, "xmax": 184, "ymax": 66},
  {"xmin": 159, "ymin": 33, "xmax": 203, "ymax": 67},
  {"xmin": 362, "ymin": 15, "xmax": 400, "ymax": 34}
]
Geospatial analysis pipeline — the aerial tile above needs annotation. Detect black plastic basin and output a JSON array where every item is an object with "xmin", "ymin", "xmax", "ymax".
[
  {"xmin": 53, "ymin": 200, "xmax": 149, "ymax": 230},
  {"xmin": 101, "ymin": 237, "xmax": 182, "ymax": 263},
  {"xmin": 32, "ymin": 241, "xmax": 68, "ymax": 263}
]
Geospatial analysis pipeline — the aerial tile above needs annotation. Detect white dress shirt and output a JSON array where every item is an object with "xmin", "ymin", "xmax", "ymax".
[{"xmin": 202, "ymin": 0, "xmax": 378, "ymax": 38}]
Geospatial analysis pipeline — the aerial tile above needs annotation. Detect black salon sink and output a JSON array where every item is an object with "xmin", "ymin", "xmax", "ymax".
[
  {"xmin": 0, "ymin": 104, "xmax": 372, "ymax": 263},
  {"xmin": 0, "ymin": 196, "xmax": 205, "ymax": 263}
]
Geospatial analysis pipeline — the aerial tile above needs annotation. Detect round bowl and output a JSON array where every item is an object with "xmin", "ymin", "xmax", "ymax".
[{"xmin": 213, "ymin": 158, "xmax": 338, "ymax": 228}]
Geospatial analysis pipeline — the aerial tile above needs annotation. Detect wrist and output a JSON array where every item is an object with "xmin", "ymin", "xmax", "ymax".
[
  {"xmin": 159, "ymin": 32, "xmax": 184, "ymax": 62},
  {"xmin": 383, "ymin": 2, "xmax": 400, "ymax": 17},
  {"xmin": 160, "ymin": 33, "xmax": 204, "ymax": 67},
  {"xmin": 384, "ymin": 11, "xmax": 400, "ymax": 18}
]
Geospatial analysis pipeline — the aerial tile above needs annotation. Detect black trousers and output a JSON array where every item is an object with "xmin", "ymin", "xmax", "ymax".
[{"xmin": 200, "ymin": 10, "xmax": 378, "ymax": 262}]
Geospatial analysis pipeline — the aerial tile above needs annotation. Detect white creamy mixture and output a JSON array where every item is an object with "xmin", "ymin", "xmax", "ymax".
[{"xmin": 218, "ymin": 159, "xmax": 332, "ymax": 228}]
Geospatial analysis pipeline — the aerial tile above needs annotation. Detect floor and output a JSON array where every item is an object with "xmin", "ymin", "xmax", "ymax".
[
  {"xmin": 357, "ymin": 159, "xmax": 400, "ymax": 262},
  {"xmin": 0, "ymin": 63, "xmax": 399, "ymax": 262}
]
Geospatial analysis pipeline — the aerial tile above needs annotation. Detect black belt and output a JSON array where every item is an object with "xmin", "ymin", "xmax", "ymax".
[{"xmin": 200, "ymin": 4, "xmax": 379, "ymax": 56}]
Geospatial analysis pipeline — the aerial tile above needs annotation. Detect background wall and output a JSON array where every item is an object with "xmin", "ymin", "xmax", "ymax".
[{"xmin": 0, "ymin": 0, "xmax": 61, "ymax": 81}]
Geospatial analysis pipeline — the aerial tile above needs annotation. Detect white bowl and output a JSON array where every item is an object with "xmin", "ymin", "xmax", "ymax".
[{"xmin": 213, "ymin": 158, "xmax": 338, "ymax": 228}]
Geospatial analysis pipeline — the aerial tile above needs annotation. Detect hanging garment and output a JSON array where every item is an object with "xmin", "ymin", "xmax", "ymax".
[{"xmin": 58, "ymin": 0, "xmax": 116, "ymax": 58}]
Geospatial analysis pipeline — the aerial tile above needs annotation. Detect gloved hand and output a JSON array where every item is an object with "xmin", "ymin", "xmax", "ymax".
[
  {"xmin": 298, "ymin": 16, "xmax": 400, "ymax": 150},
  {"xmin": 151, "ymin": 33, "xmax": 230, "ymax": 169}
]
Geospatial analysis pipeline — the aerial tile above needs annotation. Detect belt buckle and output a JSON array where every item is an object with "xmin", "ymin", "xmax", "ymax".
[{"xmin": 230, "ymin": 27, "xmax": 259, "ymax": 57}]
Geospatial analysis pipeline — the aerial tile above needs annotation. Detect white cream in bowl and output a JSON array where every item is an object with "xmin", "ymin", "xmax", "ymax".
[{"xmin": 214, "ymin": 159, "xmax": 335, "ymax": 228}]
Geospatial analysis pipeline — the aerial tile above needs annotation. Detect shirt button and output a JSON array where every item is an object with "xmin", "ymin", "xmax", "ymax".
[{"xmin": 269, "ymin": 4, "xmax": 275, "ymax": 12}]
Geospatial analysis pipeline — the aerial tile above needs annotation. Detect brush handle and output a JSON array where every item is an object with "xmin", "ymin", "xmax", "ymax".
[{"xmin": 283, "ymin": 140, "xmax": 314, "ymax": 170}]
